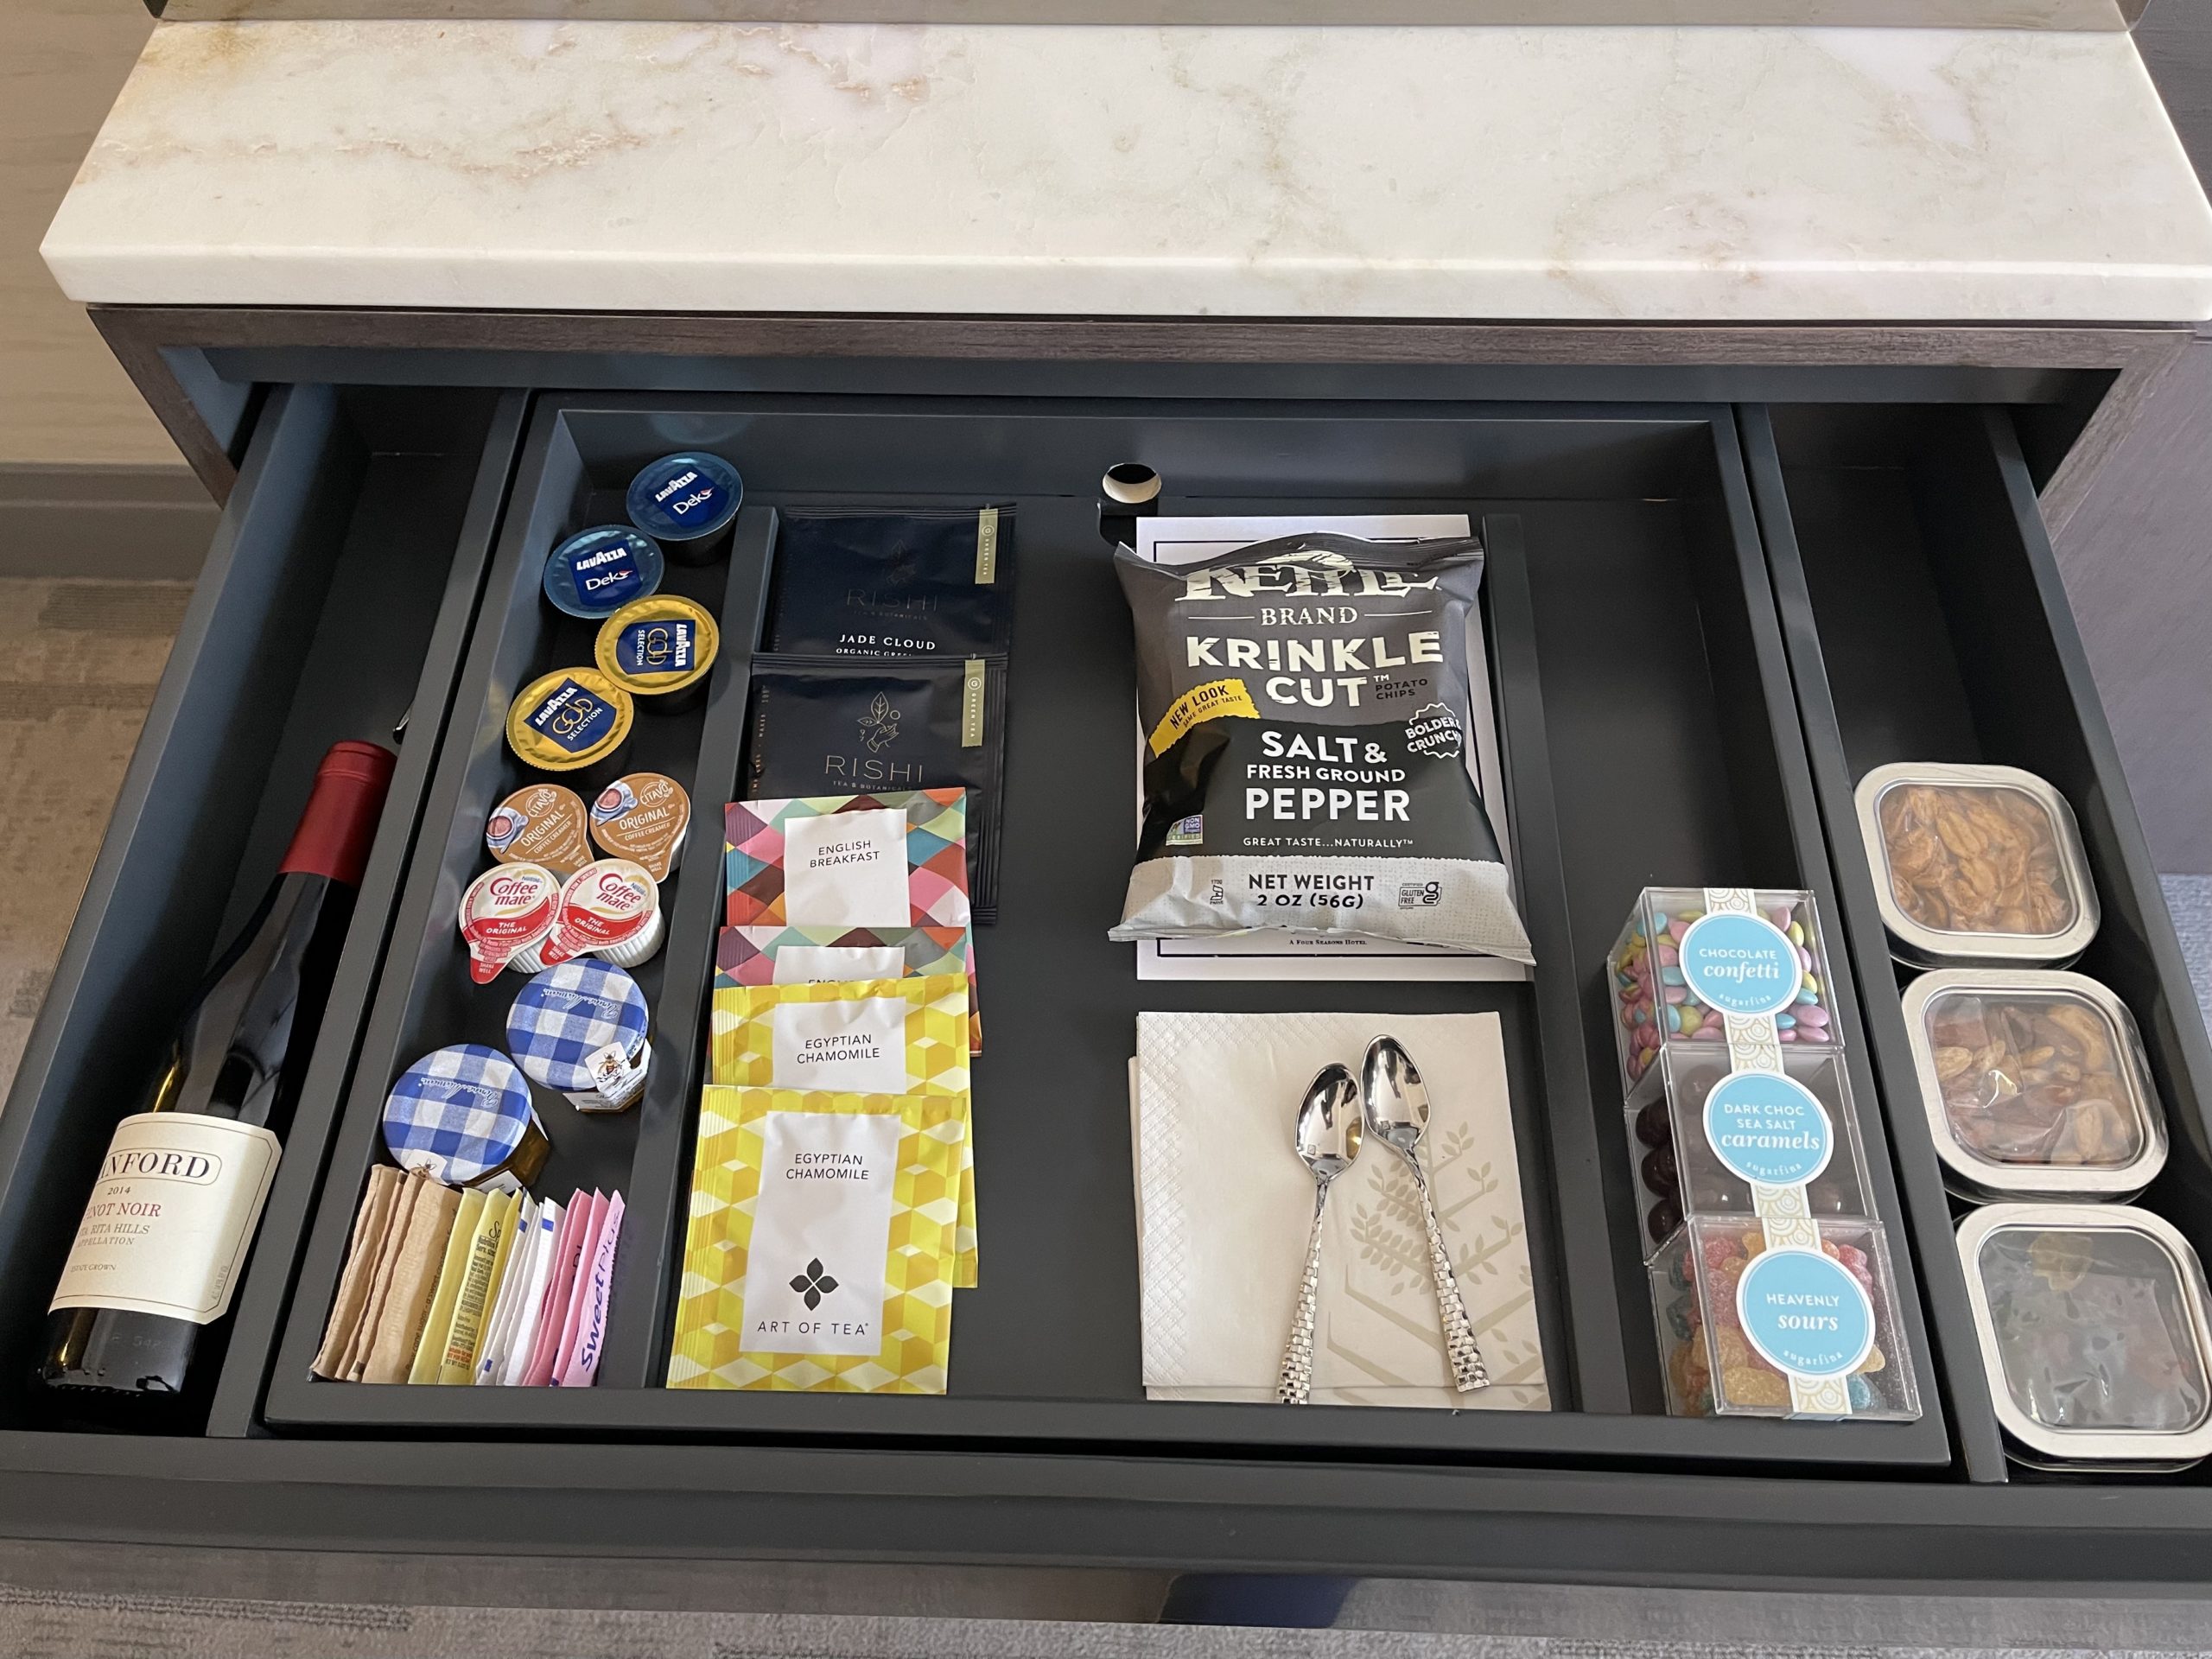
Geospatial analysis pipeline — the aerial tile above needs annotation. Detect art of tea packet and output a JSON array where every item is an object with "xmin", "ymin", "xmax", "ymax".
[
  {"xmin": 709, "ymin": 974, "xmax": 975, "ymax": 1285},
  {"xmin": 668, "ymin": 1086, "xmax": 964, "ymax": 1393}
]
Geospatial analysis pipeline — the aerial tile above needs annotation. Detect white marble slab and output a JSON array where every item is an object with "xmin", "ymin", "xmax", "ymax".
[{"xmin": 41, "ymin": 19, "xmax": 2212, "ymax": 321}]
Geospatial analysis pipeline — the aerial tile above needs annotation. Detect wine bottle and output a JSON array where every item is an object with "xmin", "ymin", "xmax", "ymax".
[{"xmin": 40, "ymin": 740, "xmax": 396, "ymax": 1409}]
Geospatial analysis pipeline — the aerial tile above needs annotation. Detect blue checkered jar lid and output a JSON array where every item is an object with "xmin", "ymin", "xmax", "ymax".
[
  {"xmin": 383, "ymin": 1044, "xmax": 533, "ymax": 1185},
  {"xmin": 505, "ymin": 961, "xmax": 650, "ymax": 1093}
]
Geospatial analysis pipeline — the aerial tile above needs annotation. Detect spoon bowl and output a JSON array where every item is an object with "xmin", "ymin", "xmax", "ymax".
[
  {"xmin": 1360, "ymin": 1034, "xmax": 1428, "ymax": 1156},
  {"xmin": 1295, "ymin": 1063, "xmax": 1363, "ymax": 1185}
]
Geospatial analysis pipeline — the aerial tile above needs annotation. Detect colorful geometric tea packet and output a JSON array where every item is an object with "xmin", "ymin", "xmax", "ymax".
[
  {"xmin": 724, "ymin": 788, "xmax": 970, "ymax": 931},
  {"xmin": 715, "ymin": 921, "xmax": 979, "ymax": 1054},
  {"xmin": 667, "ymin": 1085, "xmax": 965, "ymax": 1394}
]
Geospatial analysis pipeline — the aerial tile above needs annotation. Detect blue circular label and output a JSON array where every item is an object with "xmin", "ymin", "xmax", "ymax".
[
  {"xmin": 548, "ymin": 528, "xmax": 662, "ymax": 618},
  {"xmin": 627, "ymin": 452, "xmax": 741, "ymax": 541},
  {"xmin": 1678, "ymin": 911, "xmax": 1799, "ymax": 1017},
  {"xmin": 1703, "ymin": 1071, "xmax": 1834, "ymax": 1187},
  {"xmin": 1736, "ymin": 1247, "xmax": 1874, "ymax": 1378}
]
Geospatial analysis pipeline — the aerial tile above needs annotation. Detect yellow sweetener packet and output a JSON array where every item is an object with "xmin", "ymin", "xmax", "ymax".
[
  {"xmin": 436, "ymin": 1188, "xmax": 518, "ymax": 1385},
  {"xmin": 409, "ymin": 1186, "xmax": 486, "ymax": 1384},
  {"xmin": 709, "ymin": 975, "xmax": 976, "ymax": 1287},
  {"xmin": 667, "ymin": 1085, "xmax": 965, "ymax": 1394}
]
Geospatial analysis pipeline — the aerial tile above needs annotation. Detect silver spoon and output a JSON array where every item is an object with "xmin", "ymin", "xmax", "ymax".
[
  {"xmin": 1278, "ymin": 1064, "xmax": 1363, "ymax": 1406},
  {"xmin": 1362, "ymin": 1035, "xmax": 1490, "ymax": 1392}
]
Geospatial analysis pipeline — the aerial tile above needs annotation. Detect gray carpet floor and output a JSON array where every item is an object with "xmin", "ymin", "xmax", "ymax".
[
  {"xmin": 3, "ymin": 1541, "xmax": 2212, "ymax": 1658},
  {"xmin": 5, "ymin": 579, "xmax": 2212, "ymax": 1653}
]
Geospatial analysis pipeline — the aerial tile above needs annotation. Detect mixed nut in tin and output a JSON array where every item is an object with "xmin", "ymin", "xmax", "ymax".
[
  {"xmin": 1855, "ymin": 763, "xmax": 2099, "ymax": 968},
  {"xmin": 1902, "ymin": 969, "xmax": 2166, "ymax": 1202}
]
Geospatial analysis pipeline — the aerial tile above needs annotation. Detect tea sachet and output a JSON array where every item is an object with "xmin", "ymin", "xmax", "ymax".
[
  {"xmin": 709, "ymin": 975, "xmax": 975, "ymax": 1284},
  {"xmin": 725, "ymin": 788, "xmax": 970, "ymax": 931},
  {"xmin": 668, "ymin": 1086, "xmax": 965, "ymax": 1393},
  {"xmin": 763, "ymin": 507, "xmax": 1015, "ymax": 660},
  {"xmin": 715, "ymin": 922, "xmax": 978, "ymax": 1053},
  {"xmin": 743, "ymin": 662, "xmax": 1005, "ymax": 920}
]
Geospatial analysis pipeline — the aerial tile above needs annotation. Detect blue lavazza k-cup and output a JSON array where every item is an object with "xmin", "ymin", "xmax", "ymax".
[
  {"xmin": 544, "ymin": 526, "xmax": 664, "ymax": 620},
  {"xmin": 626, "ymin": 451, "xmax": 741, "ymax": 563}
]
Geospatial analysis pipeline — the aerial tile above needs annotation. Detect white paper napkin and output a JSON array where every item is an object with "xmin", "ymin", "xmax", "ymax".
[{"xmin": 1133, "ymin": 1011, "xmax": 1550, "ymax": 1409}]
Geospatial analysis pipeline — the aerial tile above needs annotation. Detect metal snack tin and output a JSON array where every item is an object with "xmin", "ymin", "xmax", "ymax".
[
  {"xmin": 1902, "ymin": 969, "xmax": 2166, "ymax": 1201},
  {"xmin": 1854, "ymin": 762, "xmax": 2100, "ymax": 967},
  {"xmin": 1958, "ymin": 1204, "xmax": 2212, "ymax": 1471}
]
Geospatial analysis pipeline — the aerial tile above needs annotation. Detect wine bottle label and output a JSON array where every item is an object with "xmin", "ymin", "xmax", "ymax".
[{"xmin": 49, "ymin": 1113, "xmax": 282, "ymax": 1325}]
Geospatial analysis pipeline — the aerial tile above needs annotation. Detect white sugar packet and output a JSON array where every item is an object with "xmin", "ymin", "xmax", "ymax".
[
  {"xmin": 1132, "ymin": 1011, "xmax": 1549, "ymax": 1408},
  {"xmin": 494, "ymin": 1197, "xmax": 563, "ymax": 1387}
]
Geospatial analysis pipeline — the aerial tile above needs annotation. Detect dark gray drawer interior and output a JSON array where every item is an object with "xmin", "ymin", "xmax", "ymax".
[
  {"xmin": 8, "ymin": 374, "xmax": 2212, "ymax": 1573},
  {"xmin": 253, "ymin": 394, "xmax": 1948, "ymax": 1471}
]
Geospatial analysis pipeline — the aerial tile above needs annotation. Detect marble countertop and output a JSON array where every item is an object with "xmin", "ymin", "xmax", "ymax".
[{"xmin": 41, "ymin": 19, "xmax": 2212, "ymax": 321}]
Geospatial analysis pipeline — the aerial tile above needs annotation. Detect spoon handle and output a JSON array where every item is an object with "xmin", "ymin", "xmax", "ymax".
[
  {"xmin": 1407, "ymin": 1154, "xmax": 1491, "ymax": 1393},
  {"xmin": 1278, "ymin": 1186, "xmax": 1329, "ymax": 1405}
]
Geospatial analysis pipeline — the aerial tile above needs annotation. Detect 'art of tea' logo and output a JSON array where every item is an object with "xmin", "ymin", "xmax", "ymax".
[
  {"xmin": 1678, "ymin": 911, "xmax": 1799, "ymax": 1018},
  {"xmin": 790, "ymin": 1257, "xmax": 839, "ymax": 1311},
  {"xmin": 857, "ymin": 693, "xmax": 902, "ymax": 753},
  {"xmin": 1403, "ymin": 702, "xmax": 1464, "ymax": 763}
]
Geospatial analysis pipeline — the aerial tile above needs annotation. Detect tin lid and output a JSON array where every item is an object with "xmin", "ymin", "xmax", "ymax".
[
  {"xmin": 1901, "ymin": 969, "xmax": 2167, "ymax": 1200},
  {"xmin": 382, "ymin": 1044, "xmax": 534, "ymax": 1185},
  {"xmin": 506, "ymin": 960, "xmax": 650, "ymax": 1094},
  {"xmin": 505, "ymin": 668, "xmax": 634, "ymax": 774},
  {"xmin": 1854, "ymin": 763, "xmax": 2100, "ymax": 966},
  {"xmin": 626, "ymin": 452, "xmax": 741, "ymax": 543},
  {"xmin": 1957, "ymin": 1204, "xmax": 2212, "ymax": 1465},
  {"xmin": 593, "ymin": 594, "xmax": 719, "ymax": 696},
  {"xmin": 545, "ymin": 526, "xmax": 664, "ymax": 619}
]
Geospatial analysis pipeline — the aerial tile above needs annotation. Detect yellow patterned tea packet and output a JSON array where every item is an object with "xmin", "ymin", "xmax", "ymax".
[
  {"xmin": 709, "ymin": 975, "xmax": 976, "ymax": 1285},
  {"xmin": 668, "ymin": 1085, "xmax": 963, "ymax": 1393}
]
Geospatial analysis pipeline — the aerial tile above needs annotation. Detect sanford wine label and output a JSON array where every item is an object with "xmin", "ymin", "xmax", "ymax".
[
  {"xmin": 1109, "ymin": 531, "xmax": 1533, "ymax": 962},
  {"xmin": 763, "ymin": 509, "xmax": 1015, "ymax": 659},
  {"xmin": 743, "ymin": 658, "xmax": 1006, "ymax": 919}
]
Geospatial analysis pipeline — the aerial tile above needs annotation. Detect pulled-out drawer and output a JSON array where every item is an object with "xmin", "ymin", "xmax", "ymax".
[
  {"xmin": 5, "ymin": 376, "xmax": 2212, "ymax": 1581},
  {"xmin": 253, "ymin": 394, "xmax": 1949, "ymax": 1471}
]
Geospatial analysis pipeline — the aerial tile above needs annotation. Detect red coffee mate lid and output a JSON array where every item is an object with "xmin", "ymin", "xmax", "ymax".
[
  {"xmin": 459, "ymin": 862, "xmax": 560, "ymax": 984},
  {"xmin": 541, "ymin": 859, "xmax": 658, "ymax": 966},
  {"xmin": 281, "ymin": 740, "xmax": 397, "ymax": 888}
]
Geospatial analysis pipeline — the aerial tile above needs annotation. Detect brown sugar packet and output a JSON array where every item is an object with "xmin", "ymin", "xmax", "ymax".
[
  {"xmin": 364, "ymin": 1178, "xmax": 462, "ymax": 1384},
  {"xmin": 342, "ymin": 1171, "xmax": 423, "ymax": 1381},
  {"xmin": 312, "ymin": 1166, "xmax": 401, "ymax": 1379}
]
